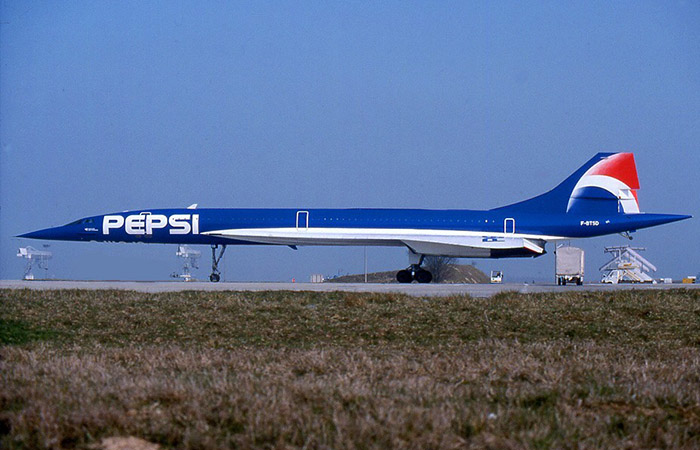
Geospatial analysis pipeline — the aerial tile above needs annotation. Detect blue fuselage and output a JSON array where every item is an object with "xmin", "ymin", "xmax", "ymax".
[{"xmin": 20, "ymin": 207, "xmax": 688, "ymax": 247}]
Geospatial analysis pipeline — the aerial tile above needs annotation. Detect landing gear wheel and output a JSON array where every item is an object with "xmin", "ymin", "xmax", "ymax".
[
  {"xmin": 209, "ymin": 244, "xmax": 227, "ymax": 283},
  {"xmin": 414, "ymin": 269, "xmax": 433, "ymax": 284},
  {"xmin": 396, "ymin": 270, "xmax": 413, "ymax": 284}
]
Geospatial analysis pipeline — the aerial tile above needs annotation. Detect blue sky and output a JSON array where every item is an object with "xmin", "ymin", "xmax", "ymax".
[{"xmin": 1, "ymin": 1, "xmax": 698, "ymax": 282}]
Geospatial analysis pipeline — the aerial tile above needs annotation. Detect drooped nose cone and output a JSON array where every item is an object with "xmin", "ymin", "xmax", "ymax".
[{"xmin": 18, "ymin": 226, "xmax": 72, "ymax": 241}]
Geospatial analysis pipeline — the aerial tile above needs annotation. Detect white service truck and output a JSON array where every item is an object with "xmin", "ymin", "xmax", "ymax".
[
  {"xmin": 490, "ymin": 270, "xmax": 503, "ymax": 284},
  {"xmin": 556, "ymin": 246, "xmax": 584, "ymax": 285}
]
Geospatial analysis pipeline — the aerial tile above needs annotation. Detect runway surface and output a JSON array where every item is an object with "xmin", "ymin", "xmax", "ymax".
[{"xmin": 1, "ymin": 280, "xmax": 697, "ymax": 297}]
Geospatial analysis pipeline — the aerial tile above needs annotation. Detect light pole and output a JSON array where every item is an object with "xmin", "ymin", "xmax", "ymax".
[{"xmin": 364, "ymin": 246, "xmax": 368, "ymax": 283}]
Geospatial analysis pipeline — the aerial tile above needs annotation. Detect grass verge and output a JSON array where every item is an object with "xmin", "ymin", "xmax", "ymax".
[{"xmin": 1, "ymin": 288, "xmax": 699, "ymax": 449}]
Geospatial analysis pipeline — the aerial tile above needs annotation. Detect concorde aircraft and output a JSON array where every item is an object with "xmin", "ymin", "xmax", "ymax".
[{"xmin": 19, "ymin": 153, "xmax": 690, "ymax": 283}]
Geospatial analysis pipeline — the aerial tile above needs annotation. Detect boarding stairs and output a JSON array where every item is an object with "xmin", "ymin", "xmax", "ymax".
[
  {"xmin": 17, "ymin": 246, "xmax": 52, "ymax": 280},
  {"xmin": 171, "ymin": 245, "xmax": 201, "ymax": 281},
  {"xmin": 600, "ymin": 246, "xmax": 656, "ymax": 284}
]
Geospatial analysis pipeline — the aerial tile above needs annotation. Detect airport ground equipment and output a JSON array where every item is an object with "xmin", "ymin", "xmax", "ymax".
[
  {"xmin": 310, "ymin": 274, "xmax": 324, "ymax": 283},
  {"xmin": 490, "ymin": 270, "xmax": 503, "ymax": 283},
  {"xmin": 18, "ymin": 153, "xmax": 691, "ymax": 283},
  {"xmin": 600, "ymin": 246, "xmax": 656, "ymax": 284},
  {"xmin": 171, "ymin": 245, "xmax": 201, "ymax": 281},
  {"xmin": 555, "ymin": 245, "xmax": 584, "ymax": 285},
  {"xmin": 17, "ymin": 246, "xmax": 52, "ymax": 280}
]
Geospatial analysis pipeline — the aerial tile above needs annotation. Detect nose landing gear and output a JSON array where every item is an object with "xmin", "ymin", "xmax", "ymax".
[{"xmin": 209, "ymin": 244, "xmax": 226, "ymax": 282}]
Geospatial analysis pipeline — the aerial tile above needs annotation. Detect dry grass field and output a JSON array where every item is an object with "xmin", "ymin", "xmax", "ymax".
[{"xmin": 1, "ymin": 288, "xmax": 699, "ymax": 449}]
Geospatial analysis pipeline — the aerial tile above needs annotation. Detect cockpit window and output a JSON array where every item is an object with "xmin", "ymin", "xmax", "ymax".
[{"xmin": 66, "ymin": 218, "xmax": 94, "ymax": 225}]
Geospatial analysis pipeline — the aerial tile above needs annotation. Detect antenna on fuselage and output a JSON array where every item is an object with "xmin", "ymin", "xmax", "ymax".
[{"xmin": 187, "ymin": 203, "xmax": 198, "ymax": 209}]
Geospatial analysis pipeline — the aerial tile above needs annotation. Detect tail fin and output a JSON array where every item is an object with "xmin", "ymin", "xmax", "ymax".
[{"xmin": 492, "ymin": 152, "xmax": 641, "ymax": 215}]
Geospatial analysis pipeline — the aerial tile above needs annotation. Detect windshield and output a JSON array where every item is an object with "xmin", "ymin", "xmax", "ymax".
[{"xmin": 66, "ymin": 218, "xmax": 95, "ymax": 226}]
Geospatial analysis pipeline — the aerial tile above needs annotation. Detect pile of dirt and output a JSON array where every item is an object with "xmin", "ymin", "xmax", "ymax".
[{"xmin": 327, "ymin": 264, "xmax": 489, "ymax": 283}]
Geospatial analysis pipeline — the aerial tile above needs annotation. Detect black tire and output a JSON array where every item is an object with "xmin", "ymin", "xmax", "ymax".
[
  {"xmin": 396, "ymin": 270, "xmax": 413, "ymax": 284},
  {"xmin": 414, "ymin": 269, "xmax": 433, "ymax": 284},
  {"xmin": 576, "ymin": 278, "xmax": 583, "ymax": 286},
  {"xmin": 210, "ymin": 273, "xmax": 221, "ymax": 283},
  {"xmin": 562, "ymin": 279, "xmax": 567, "ymax": 286}
]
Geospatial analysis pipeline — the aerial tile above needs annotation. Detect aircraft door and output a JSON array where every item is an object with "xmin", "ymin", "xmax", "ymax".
[
  {"xmin": 504, "ymin": 217, "xmax": 515, "ymax": 236},
  {"xmin": 296, "ymin": 211, "xmax": 309, "ymax": 230}
]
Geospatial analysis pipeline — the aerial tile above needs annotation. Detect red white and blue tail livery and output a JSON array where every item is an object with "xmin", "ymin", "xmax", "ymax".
[
  {"xmin": 567, "ymin": 152, "xmax": 640, "ymax": 214},
  {"xmin": 19, "ymin": 153, "xmax": 691, "ymax": 283}
]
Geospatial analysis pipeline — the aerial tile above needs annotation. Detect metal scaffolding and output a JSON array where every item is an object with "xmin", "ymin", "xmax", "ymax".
[
  {"xmin": 600, "ymin": 246, "xmax": 656, "ymax": 284},
  {"xmin": 17, "ymin": 246, "xmax": 52, "ymax": 280},
  {"xmin": 171, "ymin": 245, "xmax": 201, "ymax": 281}
]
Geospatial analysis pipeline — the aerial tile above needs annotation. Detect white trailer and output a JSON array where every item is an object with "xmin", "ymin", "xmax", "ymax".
[
  {"xmin": 310, "ymin": 274, "xmax": 325, "ymax": 283},
  {"xmin": 555, "ymin": 246, "xmax": 584, "ymax": 285}
]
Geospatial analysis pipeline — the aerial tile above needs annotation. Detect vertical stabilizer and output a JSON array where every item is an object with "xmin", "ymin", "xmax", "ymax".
[{"xmin": 492, "ymin": 152, "xmax": 641, "ymax": 215}]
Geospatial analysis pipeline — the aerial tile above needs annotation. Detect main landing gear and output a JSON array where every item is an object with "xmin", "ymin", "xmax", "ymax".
[
  {"xmin": 396, "ymin": 266, "xmax": 433, "ymax": 283},
  {"xmin": 209, "ymin": 244, "xmax": 226, "ymax": 282},
  {"xmin": 396, "ymin": 253, "xmax": 433, "ymax": 284}
]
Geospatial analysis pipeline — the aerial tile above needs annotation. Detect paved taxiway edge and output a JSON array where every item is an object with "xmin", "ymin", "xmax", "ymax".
[{"xmin": 1, "ymin": 280, "xmax": 698, "ymax": 298}]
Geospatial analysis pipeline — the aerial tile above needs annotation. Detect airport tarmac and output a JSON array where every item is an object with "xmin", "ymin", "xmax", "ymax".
[{"xmin": 1, "ymin": 280, "xmax": 698, "ymax": 297}]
